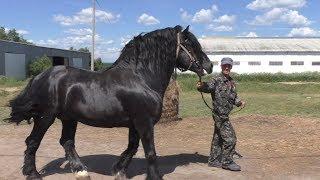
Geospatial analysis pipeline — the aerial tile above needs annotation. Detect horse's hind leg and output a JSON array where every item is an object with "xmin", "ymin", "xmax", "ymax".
[
  {"xmin": 112, "ymin": 126, "xmax": 140, "ymax": 179},
  {"xmin": 23, "ymin": 115, "xmax": 54, "ymax": 180},
  {"xmin": 59, "ymin": 120, "xmax": 90, "ymax": 180}
]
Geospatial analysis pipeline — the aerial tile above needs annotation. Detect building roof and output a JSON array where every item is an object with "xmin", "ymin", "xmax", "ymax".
[
  {"xmin": 199, "ymin": 37, "xmax": 320, "ymax": 53},
  {"xmin": 0, "ymin": 39, "xmax": 90, "ymax": 54}
]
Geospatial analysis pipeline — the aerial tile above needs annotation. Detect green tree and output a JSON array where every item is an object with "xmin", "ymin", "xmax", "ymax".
[
  {"xmin": 78, "ymin": 47, "xmax": 90, "ymax": 53},
  {"xmin": 0, "ymin": 27, "xmax": 7, "ymax": 40},
  {"xmin": 94, "ymin": 58, "xmax": 106, "ymax": 71},
  {"xmin": 7, "ymin": 29, "xmax": 21, "ymax": 42},
  {"xmin": 0, "ymin": 26, "xmax": 32, "ymax": 44},
  {"xmin": 29, "ymin": 55, "xmax": 52, "ymax": 76}
]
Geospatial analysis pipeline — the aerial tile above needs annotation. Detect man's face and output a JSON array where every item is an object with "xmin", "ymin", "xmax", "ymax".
[{"xmin": 221, "ymin": 64, "xmax": 232, "ymax": 76}]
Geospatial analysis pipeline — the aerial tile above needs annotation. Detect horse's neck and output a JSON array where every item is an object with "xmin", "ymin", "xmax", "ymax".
[{"xmin": 139, "ymin": 61, "xmax": 175, "ymax": 96}]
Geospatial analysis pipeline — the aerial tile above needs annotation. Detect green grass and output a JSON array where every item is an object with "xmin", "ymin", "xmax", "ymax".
[
  {"xmin": 179, "ymin": 82, "xmax": 320, "ymax": 118},
  {"xmin": 0, "ymin": 76, "xmax": 28, "ymax": 87},
  {"xmin": 177, "ymin": 72, "xmax": 320, "ymax": 91}
]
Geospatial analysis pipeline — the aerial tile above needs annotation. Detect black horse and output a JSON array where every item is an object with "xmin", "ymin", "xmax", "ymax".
[{"xmin": 7, "ymin": 25, "xmax": 213, "ymax": 180}]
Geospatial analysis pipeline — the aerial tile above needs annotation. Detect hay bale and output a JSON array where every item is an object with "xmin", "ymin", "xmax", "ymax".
[{"xmin": 160, "ymin": 77, "xmax": 181, "ymax": 123}]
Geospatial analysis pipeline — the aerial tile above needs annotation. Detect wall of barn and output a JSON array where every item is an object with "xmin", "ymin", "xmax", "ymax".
[{"xmin": 208, "ymin": 53, "xmax": 320, "ymax": 74}]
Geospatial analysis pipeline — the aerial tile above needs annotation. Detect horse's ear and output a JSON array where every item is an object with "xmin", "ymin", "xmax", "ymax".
[
  {"xmin": 183, "ymin": 25, "xmax": 190, "ymax": 33},
  {"xmin": 174, "ymin": 25, "xmax": 182, "ymax": 32}
]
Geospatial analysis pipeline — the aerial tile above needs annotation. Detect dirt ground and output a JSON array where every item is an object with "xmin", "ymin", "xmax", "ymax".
[{"xmin": 0, "ymin": 115, "xmax": 320, "ymax": 180}]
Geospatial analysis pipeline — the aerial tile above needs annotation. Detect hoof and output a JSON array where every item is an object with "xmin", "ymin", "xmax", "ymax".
[
  {"xmin": 75, "ymin": 170, "xmax": 91, "ymax": 180},
  {"xmin": 114, "ymin": 171, "xmax": 127, "ymax": 180},
  {"xmin": 26, "ymin": 172, "xmax": 42, "ymax": 180}
]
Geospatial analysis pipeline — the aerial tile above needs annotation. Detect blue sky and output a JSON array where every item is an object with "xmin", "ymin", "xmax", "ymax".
[{"xmin": 1, "ymin": 0, "xmax": 320, "ymax": 62}]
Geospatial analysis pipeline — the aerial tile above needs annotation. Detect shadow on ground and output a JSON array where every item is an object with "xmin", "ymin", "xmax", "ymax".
[{"xmin": 40, "ymin": 153, "xmax": 208, "ymax": 178}]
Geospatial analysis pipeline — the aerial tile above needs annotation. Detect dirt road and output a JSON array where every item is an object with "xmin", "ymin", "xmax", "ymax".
[{"xmin": 0, "ymin": 115, "xmax": 320, "ymax": 180}]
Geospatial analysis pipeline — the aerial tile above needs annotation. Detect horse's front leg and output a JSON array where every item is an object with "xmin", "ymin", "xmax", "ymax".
[
  {"xmin": 60, "ymin": 120, "xmax": 90, "ymax": 180},
  {"xmin": 112, "ymin": 126, "xmax": 140, "ymax": 180},
  {"xmin": 139, "ymin": 124, "xmax": 163, "ymax": 180}
]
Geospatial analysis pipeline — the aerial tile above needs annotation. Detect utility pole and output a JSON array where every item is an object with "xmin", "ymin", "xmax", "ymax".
[{"xmin": 91, "ymin": 0, "xmax": 96, "ymax": 71}]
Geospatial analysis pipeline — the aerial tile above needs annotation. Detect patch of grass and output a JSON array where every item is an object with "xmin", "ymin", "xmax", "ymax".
[
  {"xmin": 0, "ymin": 76, "xmax": 27, "ymax": 87},
  {"xmin": 177, "ymin": 72, "xmax": 320, "ymax": 92},
  {"xmin": 179, "ymin": 82, "xmax": 320, "ymax": 118},
  {"xmin": 0, "ymin": 90, "xmax": 9, "ymax": 97}
]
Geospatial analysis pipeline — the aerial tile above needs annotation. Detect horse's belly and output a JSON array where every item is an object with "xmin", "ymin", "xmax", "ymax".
[
  {"xmin": 64, "ymin": 100, "xmax": 130, "ymax": 127},
  {"xmin": 77, "ymin": 115, "xmax": 130, "ymax": 128}
]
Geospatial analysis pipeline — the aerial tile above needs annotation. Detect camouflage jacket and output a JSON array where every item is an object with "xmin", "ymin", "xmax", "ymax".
[{"xmin": 197, "ymin": 73, "xmax": 242, "ymax": 118}]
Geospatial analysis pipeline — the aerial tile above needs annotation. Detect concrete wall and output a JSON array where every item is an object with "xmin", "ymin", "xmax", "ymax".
[{"xmin": 208, "ymin": 52, "xmax": 320, "ymax": 74}]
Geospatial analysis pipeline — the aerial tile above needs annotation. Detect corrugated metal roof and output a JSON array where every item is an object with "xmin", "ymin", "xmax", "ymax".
[
  {"xmin": 0, "ymin": 39, "xmax": 90, "ymax": 54},
  {"xmin": 199, "ymin": 37, "xmax": 320, "ymax": 53}
]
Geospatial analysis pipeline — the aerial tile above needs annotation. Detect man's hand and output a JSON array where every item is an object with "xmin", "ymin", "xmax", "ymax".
[{"xmin": 196, "ymin": 81, "xmax": 203, "ymax": 89}]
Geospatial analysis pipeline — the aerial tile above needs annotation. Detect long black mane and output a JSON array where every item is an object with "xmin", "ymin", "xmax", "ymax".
[{"xmin": 110, "ymin": 27, "xmax": 180, "ymax": 71}]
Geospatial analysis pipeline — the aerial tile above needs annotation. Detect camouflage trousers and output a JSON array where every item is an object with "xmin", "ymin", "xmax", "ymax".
[{"xmin": 208, "ymin": 113, "xmax": 237, "ymax": 165}]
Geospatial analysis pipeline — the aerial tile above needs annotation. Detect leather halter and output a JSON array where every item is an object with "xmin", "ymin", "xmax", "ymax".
[{"xmin": 175, "ymin": 32, "xmax": 200, "ymax": 71}]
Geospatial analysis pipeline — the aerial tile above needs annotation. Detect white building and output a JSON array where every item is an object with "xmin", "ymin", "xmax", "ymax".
[{"xmin": 199, "ymin": 37, "xmax": 320, "ymax": 74}]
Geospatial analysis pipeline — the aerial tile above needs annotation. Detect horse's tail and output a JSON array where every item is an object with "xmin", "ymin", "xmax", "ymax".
[{"xmin": 5, "ymin": 77, "xmax": 35, "ymax": 124}]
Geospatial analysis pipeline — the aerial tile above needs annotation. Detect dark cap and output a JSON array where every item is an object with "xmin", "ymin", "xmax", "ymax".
[{"xmin": 221, "ymin": 57, "xmax": 233, "ymax": 66}]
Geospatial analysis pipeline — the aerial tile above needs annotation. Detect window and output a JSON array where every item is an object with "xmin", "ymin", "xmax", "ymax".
[
  {"xmin": 212, "ymin": 61, "xmax": 219, "ymax": 65},
  {"xmin": 312, "ymin": 62, "xmax": 320, "ymax": 66},
  {"xmin": 233, "ymin": 61, "xmax": 240, "ymax": 65},
  {"xmin": 291, "ymin": 61, "xmax": 304, "ymax": 65},
  {"xmin": 269, "ymin": 61, "xmax": 283, "ymax": 66},
  {"xmin": 248, "ymin": 61, "xmax": 261, "ymax": 66}
]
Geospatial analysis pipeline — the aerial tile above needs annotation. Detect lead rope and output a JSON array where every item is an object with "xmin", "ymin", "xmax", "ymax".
[
  {"xmin": 197, "ymin": 75, "xmax": 244, "ymax": 115},
  {"xmin": 198, "ymin": 75, "xmax": 214, "ymax": 112}
]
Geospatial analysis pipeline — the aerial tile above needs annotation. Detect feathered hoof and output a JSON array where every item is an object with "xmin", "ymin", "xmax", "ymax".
[
  {"xmin": 75, "ymin": 170, "xmax": 91, "ymax": 180},
  {"xmin": 114, "ymin": 171, "xmax": 127, "ymax": 180}
]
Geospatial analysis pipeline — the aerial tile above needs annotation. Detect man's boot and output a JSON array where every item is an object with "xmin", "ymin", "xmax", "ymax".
[
  {"xmin": 208, "ymin": 159, "xmax": 222, "ymax": 168},
  {"xmin": 222, "ymin": 162, "xmax": 241, "ymax": 171}
]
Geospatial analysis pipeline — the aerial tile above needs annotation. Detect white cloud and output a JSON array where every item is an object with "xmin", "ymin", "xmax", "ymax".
[
  {"xmin": 249, "ymin": 8, "xmax": 310, "ymax": 26},
  {"xmin": 104, "ymin": 40, "xmax": 114, "ymax": 45},
  {"xmin": 180, "ymin": 8, "xmax": 192, "ymax": 22},
  {"xmin": 208, "ymin": 25, "xmax": 233, "ymax": 32},
  {"xmin": 192, "ymin": 9, "xmax": 214, "ymax": 24},
  {"xmin": 120, "ymin": 35, "xmax": 133, "ymax": 46},
  {"xmin": 54, "ymin": 7, "xmax": 120, "ymax": 26},
  {"xmin": 247, "ymin": 0, "xmax": 306, "ymax": 10},
  {"xmin": 213, "ymin": 15, "xmax": 236, "ymax": 25},
  {"xmin": 3, "ymin": 27, "xmax": 29, "ymax": 35},
  {"xmin": 288, "ymin": 27, "xmax": 319, "ymax": 37},
  {"xmin": 207, "ymin": 14, "xmax": 236, "ymax": 32},
  {"xmin": 180, "ymin": 4, "xmax": 218, "ymax": 24},
  {"xmin": 137, "ymin": 13, "xmax": 160, "ymax": 25},
  {"xmin": 16, "ymin": 30, "xmax": 29, "ymax": 35},
  {"xmin": 64, "ymin": 28, "xmax": 92, "ymax": 36},
  {"xmin": 281, "ymin": 10, "xmax": 310, "ymax": 26},
  {"xmin": 246, "ymin": 32, "xmax": 259, "ymax": 37},
  {"xmin": 249, "ymin": 8, "xmax": 286, "ymax": 25},
  {"xmin": 36, "ymin": 34, "xmax": 118, "ymax": 62},
  {"xmin": 95, "ymin": 46, "xmax": 120, "ymax": 62},
  {"xmin": 192, "ymin": 5, "xmax": 218, "ymax": 24}
]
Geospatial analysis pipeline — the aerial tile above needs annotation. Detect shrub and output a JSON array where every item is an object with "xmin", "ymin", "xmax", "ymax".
[{"xmin": 28, "ymin": 55, "xmax": 52, "ymax": 76}]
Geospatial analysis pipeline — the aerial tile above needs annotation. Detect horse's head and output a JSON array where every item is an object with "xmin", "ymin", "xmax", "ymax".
[{"xmin": 175, "ymin": 26, "xmax": 213, "ymax": 76}]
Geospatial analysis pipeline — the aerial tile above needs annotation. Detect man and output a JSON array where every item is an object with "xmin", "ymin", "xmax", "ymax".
[{"xmin": 196, "ymin": 57, "xmax": 245, "ymax": 171}]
